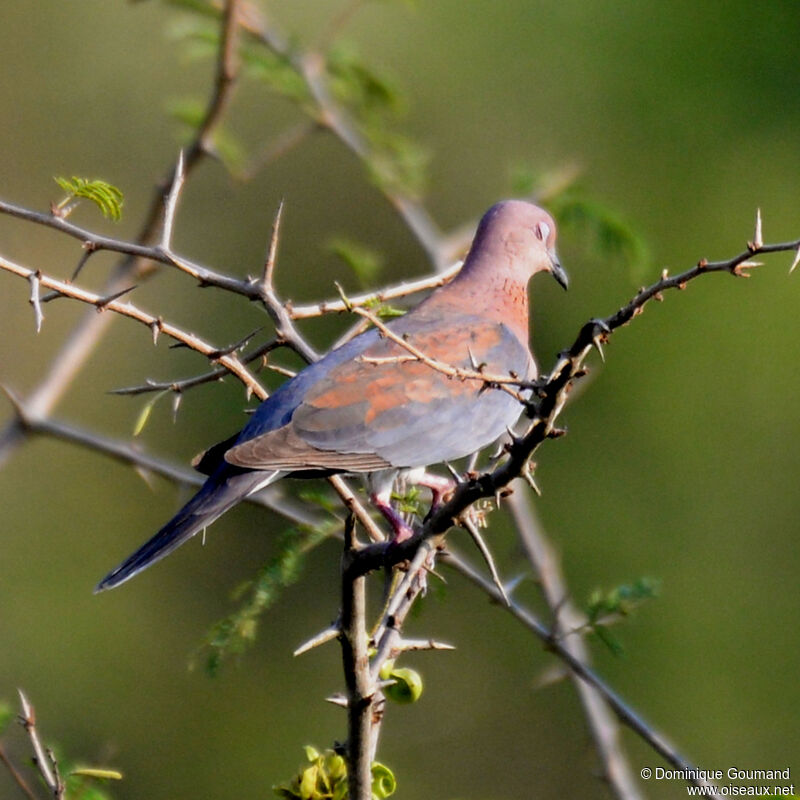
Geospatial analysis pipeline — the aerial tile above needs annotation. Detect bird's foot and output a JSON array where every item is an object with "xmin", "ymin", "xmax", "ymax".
[{"xmin": 370, "ymin": 492, "xmax": 416, "ymax": 543}]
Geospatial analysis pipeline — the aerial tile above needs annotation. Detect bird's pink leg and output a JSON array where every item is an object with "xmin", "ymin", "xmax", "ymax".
[
  {"xmin": 367, "ymin": 470, "xmax": 455, "ymax": 542},
  {"xmin": 370, "ymin": 488, "xmax": 415, "ymax": 543}
]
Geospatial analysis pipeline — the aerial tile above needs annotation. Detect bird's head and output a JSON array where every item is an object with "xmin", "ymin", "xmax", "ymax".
[{"xmin": 471, "ymin": 200, "xmax": 568, "ymax": 290}]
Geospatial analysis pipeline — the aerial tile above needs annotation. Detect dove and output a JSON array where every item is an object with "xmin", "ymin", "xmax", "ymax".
[{"xmin": 96, "ymin": 200, "xmax": 567, "ymax": 591}]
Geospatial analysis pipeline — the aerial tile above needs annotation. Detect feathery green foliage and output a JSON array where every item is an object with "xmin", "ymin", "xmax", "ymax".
[
  {"xmin": 390, "ymin": 485, "xmax": 423, "ymax": 516},
  {"xmin": 241, "ymin": 45, "xmax": 312, "ymax": 107},
  {"xmin": 327, "ymin": 43, "xmax": 428, "ymax": 197},
  {"xmin": 53, "ymin": 177, "xmax": 124, "ymax": 221},
  {"xmin": 198, "ymin": 524, "xmax": 334, "ymax": 676},
  {"xmin": 327, "ymin": 43, "xmax": 405, "ymax": 120},
  {"xmin": 583, "ymin": 577, "xmax": 660, "ymax": 656}
]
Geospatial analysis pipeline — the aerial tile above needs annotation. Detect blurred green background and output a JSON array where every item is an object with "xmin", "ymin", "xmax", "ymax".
[{"xmin": 1, "ymin": 1, "xmax": 799, "ymax": 798}]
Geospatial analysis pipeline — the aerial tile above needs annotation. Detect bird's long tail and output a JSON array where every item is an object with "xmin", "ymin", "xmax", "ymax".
[{"xmin": 95, "ymin": 469, "xmax": 280, "ymax": 592}]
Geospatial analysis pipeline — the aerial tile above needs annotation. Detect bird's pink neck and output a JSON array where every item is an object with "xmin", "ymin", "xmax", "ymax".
[{"xmin": 424, "ymin": 260, "xmax": 531, "ymax": 343}]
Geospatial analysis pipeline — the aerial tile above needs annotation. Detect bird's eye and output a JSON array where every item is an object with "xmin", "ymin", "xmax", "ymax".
[{"xmin": 534, "ymin": 221, "xmax": 550, "ymax": 242}]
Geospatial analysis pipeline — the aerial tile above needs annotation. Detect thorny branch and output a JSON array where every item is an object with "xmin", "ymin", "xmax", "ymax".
[
  {"xmin": 346, "ymin": 229, "xmax": 800, "ymax": 581},
  {"xmin": 2, "ymin": 193, "xmax": 798, "ymax": 798},
  {"xmin": 1, "ymin": 3, "xmax": 797, "ymax": 797},
  {"xmin": 0, "ymin": 254, "xmax": 264, "ymax": 399},
  {"xmin": 0, "ymin": 0, "xmax": 245, "ymax": 470}
]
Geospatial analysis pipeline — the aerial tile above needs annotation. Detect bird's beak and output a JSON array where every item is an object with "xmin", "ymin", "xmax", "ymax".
[{"xmin": 548, "ymin": 249, "xmax": 569, "ymax": 290}]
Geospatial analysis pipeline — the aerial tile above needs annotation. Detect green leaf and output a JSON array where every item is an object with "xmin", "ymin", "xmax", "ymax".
[
  {"xmin": 70, "ymin": 767, "xmax": 123, "ymax": 781},
  {"xmin": 586, "ymin": 577, "xmax": 659, "ymax": 623},
  {"xmin": 276, "ymin": 747, "xmax": 352, "ymax": 800},
  {"xmin": 363, "ymin": 297, "xmax": 406, "ymax": 319},
  {"xmin": 327, "ymin": 237, "xmax": 383, "ymax": 287},
  {"xmin": 304, "ymin": 745, "xmax": 321, "ymax": 763},
  {"xmin": 390, "ymin": 485, "xmax": 422, "ymax": 515},
  {"xmin": 299, "ymin": 764, "xmax": 320, "ymax": 798},
  {"xmin": 166, "ymin": 16, "xmax": 219, "ymax": 62},
  {"xmin": 53, "ymin": 177, "xmax": 124, "ymax": 221},
  {"xmin": 213, "ymin": 128, "xmax": 247, "ymax": 173},
  {"xmin": 132, "ymin": 389, "xmax": 170, "ymax": 437},
  {"xmin": 593, "ymin": 625, "xmax": 625, "ymax": 657},
  {"xmin": 326, "ymin": 43, "xmax": 428, "ymax": 197},
  {"xmin": 584, "ymin": 577, "xmax": 659, "ymax": 656}
]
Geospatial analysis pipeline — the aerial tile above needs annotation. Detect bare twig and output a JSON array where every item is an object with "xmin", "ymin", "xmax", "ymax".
[
  {"xmin": 0, "ymin": 743, "xmax": 38, "ymax": 800},
  {"xmin": 369, "ymin": 541, "xmax": 437, "ymax": 680},
  {"xmin": 161, "ymin": 149, "xmax": 186, "ymax": 251},
  {"xmin": 288, "ymin": 260, "xmax": 462, "ymax": 319},
  {"xmin": 459, "ymin": 515, "xmax": 510, "ymax": 607},
  {"xmin": 261, "ymin": 200, "xmax": 284, "ymax": 294},
  {"xmin": 17, "ymin": 690, "xmax": 64, "ymax": 799},
  {"xmin": 27, "ymin": 271, "xmax": 43, "ymax": 333},
  {"xmin": 108, "ymin": 336, "xmax": 283, "ymax": 397},
  {"xmin": 187, "ymin": 0, "xmax": 241, "ymax": 163},
  {"xmin": 0, "ymin": 394, "xmax": 326, "ymax": 529}
]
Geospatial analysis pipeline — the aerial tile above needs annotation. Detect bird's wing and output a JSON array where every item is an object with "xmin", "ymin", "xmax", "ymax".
[{"xmin": 225, "ymin": 317, "xmax": 532, "ymax": 471}]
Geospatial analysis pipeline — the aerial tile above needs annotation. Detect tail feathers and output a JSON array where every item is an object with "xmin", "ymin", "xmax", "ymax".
[{"xmin": 95, "ymin": 469, "xmax": 280, "ymax": 592}]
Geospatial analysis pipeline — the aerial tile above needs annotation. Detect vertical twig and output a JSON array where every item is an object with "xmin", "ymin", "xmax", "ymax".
[
  {"xmin": 160, "ymin": 150, "xmax": 186, "ymax": 251},
  {"xmin": 17, "ymin": 690, "xmax": 64, "ymax": 800},
  {"xmin": 27, "ymin": 271, "xmax": 43, "ymax": 333},
  {"xmin": 340, "ymin": 515, "xmax": 373, "ymax": 800},
  {"xmin": 261, "ymin": 200, "xmax": 284, "ymax": 295}
]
